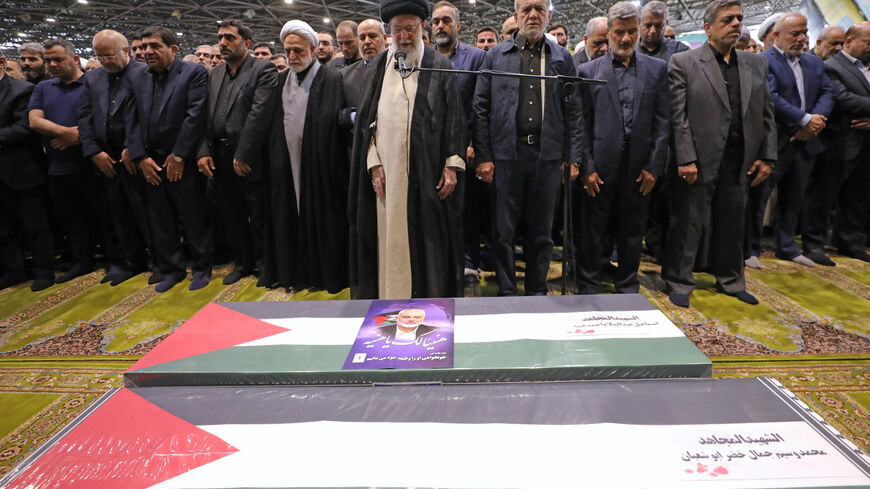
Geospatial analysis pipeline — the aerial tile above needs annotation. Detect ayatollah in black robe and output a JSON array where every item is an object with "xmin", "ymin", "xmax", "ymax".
[
  {"xmin": 348, "ymin": 47, "xmax": 467, "ymax": 299},
  {"xmin": 261, "ymin": 65, "xmax": 349, "ymax": 292}
]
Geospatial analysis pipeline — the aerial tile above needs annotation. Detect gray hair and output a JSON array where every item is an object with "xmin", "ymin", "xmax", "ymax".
[
  {"xmin": 18, "ymin": 42, "xmax": 44, "ymax": 59},
  {"xmin": 642, "ymin": 1, "xmax": 668, "ymax": 20},
  {"xmin": 773, "ymin": 12, "xmax": 806, "ymax": 33},
  {"xmin": 703, "ymin": 0, "xmax": 742, "ymax": 26},
  {"xmin": 196, "ymin": 44, "xmax": 211, "ymax": 51},
  {"xmin": 817, "ymin": 24, "xmax": 845, "ymax": 42},
  {"xmin": 514, "ymin": 0, "xmax": 553, "ymax": 13},
  {"xmin": 607, "ymin": 2, "xmax": 640, "ymax": 29},
  {"xmin": 43, "ymin": 38, "xmax": 76, "ymax": 58},
  {"xmin": 586, "ymin": 16, "xmax": 607, "ymax": 35},
  {"xmin": 737, "ymin": 26, "xmax": 751, "ymax": 44},
  {"xmin": 434, "ymin": 1, "xmax": 460, "ymax": 23}
]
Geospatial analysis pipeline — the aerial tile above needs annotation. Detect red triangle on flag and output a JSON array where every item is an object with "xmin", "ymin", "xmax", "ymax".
[
  {"xmin": 6, "ymin": 388, "xmax": 239, "ymax": 489},
  {"xmin": 127, "ymin": 302, "xmax": 288, "ymax": 372}
]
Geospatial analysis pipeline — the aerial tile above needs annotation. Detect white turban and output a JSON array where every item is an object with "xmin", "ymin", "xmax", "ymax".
[
  {"xmin": 280, "ymin": 19, "xmax": 317, "ymax": 47},
  {"xmin": 758, "ymin": 13, "xmax": 783, "ymax": 40}
]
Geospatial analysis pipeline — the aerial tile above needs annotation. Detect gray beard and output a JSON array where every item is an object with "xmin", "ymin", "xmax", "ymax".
[{"xmin": 434, "ymin": 32, "xmax": 454, "ymax": 48}]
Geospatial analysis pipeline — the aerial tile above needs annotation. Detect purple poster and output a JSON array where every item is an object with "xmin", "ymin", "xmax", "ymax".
[{"xmin": 342, "ymin": 299, "xmax": 454, "ymax": 370}]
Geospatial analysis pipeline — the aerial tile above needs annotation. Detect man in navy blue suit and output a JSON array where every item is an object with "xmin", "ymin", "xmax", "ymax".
[
  {"xmin": 746, "ymin": 12, "xmax": 834, "ymax": 268},
  {"xmin": 79, "ymin": 30, "xmax": 152, "ymax": 286},
  {"xmin": 577, "ymin": 1, "xmax": 670, "ymax": 294},
  {"xmin": 432, "ymin": 0, "xmax": 489, "ymax": 285},
  {"xmin": 125, "ymin": 26, "xmax": 213, "ymax": 293}
]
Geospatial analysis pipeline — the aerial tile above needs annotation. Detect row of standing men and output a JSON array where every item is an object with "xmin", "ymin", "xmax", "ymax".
[{"xmin": 2, "ymin": 0, "xmax": 870, "ymax": 307}]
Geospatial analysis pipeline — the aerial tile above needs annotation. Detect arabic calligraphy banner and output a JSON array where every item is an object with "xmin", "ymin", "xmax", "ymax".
[{"xmin": 342, "ymin": 299, "xmax": 455, "ymax": 370}]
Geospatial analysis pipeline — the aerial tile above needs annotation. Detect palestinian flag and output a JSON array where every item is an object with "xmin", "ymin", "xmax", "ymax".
[{"xmin": 4, "ymin": 379, "xmax": 870, "ymax": 488}]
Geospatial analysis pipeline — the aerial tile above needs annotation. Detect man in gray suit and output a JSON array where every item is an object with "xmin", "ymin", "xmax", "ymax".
[
  {"xmin": 196, "ymin": 19, "xmax": 278, "ymax": 285},
  {"xmin": 662, "ymin": 0, "xmax": 777, "ymax": 308}
]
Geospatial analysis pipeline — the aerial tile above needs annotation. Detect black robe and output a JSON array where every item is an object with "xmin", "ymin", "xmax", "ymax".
[
  {"xmin": 348, "ymin": 47, "xmax": 467, "ymax": 299},
  {"xmin": 261, "ymin": 65, "xmax": 349, "ymax": 292}
]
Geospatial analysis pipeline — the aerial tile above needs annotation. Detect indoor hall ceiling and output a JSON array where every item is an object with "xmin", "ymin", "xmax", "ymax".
[{"xmin": 1, "ymin": 0, "xmax": 802, "ymax": 55}]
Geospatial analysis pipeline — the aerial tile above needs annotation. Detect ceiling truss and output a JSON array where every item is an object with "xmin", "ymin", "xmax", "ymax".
[{"xmin": 1, "ymin": 0, "xmax": 802, "ymax": 55}]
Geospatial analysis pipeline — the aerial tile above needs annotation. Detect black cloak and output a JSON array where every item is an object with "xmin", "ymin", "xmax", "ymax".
[
  {"xmin": 348, "ymin": 47, "xmax": 467, "ymax": 299},
  {"xmin": 261, "ymin": 65, "xmax": 349, "ymax": 293}
]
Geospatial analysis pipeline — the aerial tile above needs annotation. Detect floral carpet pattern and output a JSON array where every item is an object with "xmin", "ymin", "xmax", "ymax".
[{"xmin": 1, "ymin": 257, "xmax": 870, "ymax": 478}]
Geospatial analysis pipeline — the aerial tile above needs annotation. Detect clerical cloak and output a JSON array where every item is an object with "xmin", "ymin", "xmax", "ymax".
[
  {"xmin": 261, "ymin": 65, "xmax": 349, "ymax": 292},
  {"xmin": 349, "ymin": 47, "xmax": 467, "ymax": 299}
]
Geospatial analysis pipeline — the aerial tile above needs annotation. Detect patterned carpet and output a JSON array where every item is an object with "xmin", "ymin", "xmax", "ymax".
[{"xmin": 1, "ymin": 256, "xmax": 869, "ymax": 478}]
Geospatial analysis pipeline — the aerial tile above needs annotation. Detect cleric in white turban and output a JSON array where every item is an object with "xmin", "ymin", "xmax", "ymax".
[
  {"xmin": 348, "ymin": 0, "xmax": 467, "ymax": 299},
  {"xmin": 259, "ymin": 19, "xmax": 350, "ymax": 293}
]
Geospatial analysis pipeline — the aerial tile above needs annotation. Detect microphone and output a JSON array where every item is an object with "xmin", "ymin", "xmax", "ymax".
[{"xmin": 393, "ymin": 50, "xmax": 411, "ymax": 79}]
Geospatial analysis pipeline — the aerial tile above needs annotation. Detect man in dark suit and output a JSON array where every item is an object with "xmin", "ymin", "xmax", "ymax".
[
  {"xmin": 473, "ymin": 0, "xmax": 582, "ymax": 296},
  {"xmin": 745, "ymin": 13, "xmax": 834, "ymax": 268},
  {"xmin": 328, "ymin": 20, "xmax": 361, "ymax": 70},
  {"xmin": 662, "ymin": 0, "xmax": 777, "ymax": 308},
  {"xmin": 126, "ymin": 26, "xmax": 212, "ymax": 293},
  {"xmin": 376, "ymin": 308, "xmax": 438, "ymax": 343},
  {"xmin": 79, "ymin": 30, "xmax": 152, "ymax": 286},
  {"xmin": 574, "ymin": 17, "xmax": 609, "ymax": 66},
  {"xmin": 803, "ymin": 22, "xmax": 870, "ymax": 264},
  {"xmin": 432, "ymin": 0, "xmax": 488, "ymax": 285},
  {"xmin": 638, "ymin": 0, "xmax": 690, "ymax": 260},
  {"xmin": 577, "ymin": 1, "xmax": 670, "ymax": 294},
  {"xmin": 338, "ymin": 18, "xmax": 386, "ymax": 111},
  {"xmin": 196, "ymin": 20, "xmax": 278, "ymax": 286},
  {"xmin": 0, "ymin": 50, "xmax": 54, "ymax": 291}
]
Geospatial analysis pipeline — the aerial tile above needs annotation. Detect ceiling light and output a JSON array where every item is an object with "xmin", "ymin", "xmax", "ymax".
[
  {"xmin": 46, "ymin": 17, "xmax": 56, "ymax": 22},
  {"xmin": 284, "ymin": 0, "xmax": 292, "ymax": 3},
  {"xmin": 17, "ymin": 32, "xmax": 28, "ymax": 37},
  {"xmin": 176, "ymin": 32, "xmax": 183, "ymax": 36},
  {"xmin": 77, "ymin": 0, "xmax": 87, "ymax": 4},
  {"xmin": 323, "ymin": 18, "xmax": 330, "ymax": 23}
]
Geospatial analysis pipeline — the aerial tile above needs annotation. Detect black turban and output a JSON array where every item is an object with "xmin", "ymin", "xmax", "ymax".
[{"xmin": 380, "ymin": 0, "xmax": 429, "ymax": 23}]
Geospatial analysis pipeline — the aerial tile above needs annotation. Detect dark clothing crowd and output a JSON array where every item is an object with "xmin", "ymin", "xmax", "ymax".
[{"xmin": 2, "ymin": 0, "xmax": 870, "ymax": 311}]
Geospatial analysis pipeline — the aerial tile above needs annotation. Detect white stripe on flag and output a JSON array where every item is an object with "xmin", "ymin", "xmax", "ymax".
[
  {"xmin": 150, "ymin": 421, "xmax": 867, "ymax": 489},
  {"xmin": 246, "ymin": 310, "xmax": 683, "ymax": 347}
]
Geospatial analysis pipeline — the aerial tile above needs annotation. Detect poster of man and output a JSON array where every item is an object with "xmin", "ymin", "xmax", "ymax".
[{"xmin": 343, "ymin": 299, "xmax": 454, "ymax": 369}]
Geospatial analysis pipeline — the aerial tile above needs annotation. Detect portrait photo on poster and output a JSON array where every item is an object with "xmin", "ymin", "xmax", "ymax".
[{"xmin": 343, "ymin": 298, "xmax": 455, "ymax": 370}]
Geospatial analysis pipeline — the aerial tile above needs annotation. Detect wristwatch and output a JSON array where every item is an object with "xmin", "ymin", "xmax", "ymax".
[{"xmin": 171, "ymin": 154, "xmax": 184, "ymax": 165}]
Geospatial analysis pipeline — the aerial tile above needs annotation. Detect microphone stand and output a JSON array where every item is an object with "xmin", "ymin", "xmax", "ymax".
[{"xmin": 396, "ymin": 59, "xmax": 605, "ymax": 295}]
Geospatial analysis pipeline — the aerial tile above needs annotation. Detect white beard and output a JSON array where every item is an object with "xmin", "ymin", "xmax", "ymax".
[
  {"xmin": 387, "ymin": 34, "xmax": 424, "ymax": 70},
  {"xmin": 290, "ymin": 54, "xmax": 313, "ymax": 73}
]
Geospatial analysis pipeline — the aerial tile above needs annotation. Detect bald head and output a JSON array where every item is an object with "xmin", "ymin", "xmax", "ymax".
[
  {"xmin": 358, "ymin": 18, "xmax": 387, "ymax": 61},
  {"xmin": 845, "ymin": 21, "xmax": 870, "ymax": 62},
  {"xmin": 815, "ymin": 25, "xmax": 845, "ymax": 60},
  {"xmin": 92, "ymin": 29, "xmax": 130, "ymax": 73},
  {"xmin": 584, "ymin": 16, "xmax": 609, "ymax": 60},
  {"xmin": 502, "ymin": 15, "xmax": 518, "ymax": 40}
]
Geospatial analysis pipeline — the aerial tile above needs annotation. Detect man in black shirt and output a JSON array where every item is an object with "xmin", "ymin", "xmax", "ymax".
[
  {"xmin": 197, "ymin": 20, "xmax": 278, "ymax": 285},
  {"xmin": 126, "ymin": 26, "xmax": 212, "ymax": 293},
  {"xmin": 662, "ymin": 0, "xmax": 776, "ymax": 308},
  {"xmin": 473, "ymin": 0, "xmax": 582, "ymax": 296},
  {"xmin": 79, "ymin": 30, "xmax": 152, "ymax": 286}
]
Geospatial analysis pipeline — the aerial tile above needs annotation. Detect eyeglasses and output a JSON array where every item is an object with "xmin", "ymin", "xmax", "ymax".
[
  {"xmin": 95, "ymin": 52, "xmax": 120, "ymax": 62},
  {"xmin": 391, "ymin": 22, "xmax": 421, "ymax": 35}
]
